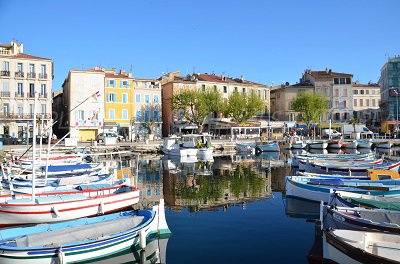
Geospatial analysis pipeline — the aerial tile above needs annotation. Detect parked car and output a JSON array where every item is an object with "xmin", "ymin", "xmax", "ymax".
[
  {"xmin": 321, "ymin": 129, "xmax": 342, "ymax": 138},
  {"xmin": 0, "ymin": 134, "xmax": 21, "ymax": 145},
  {"xmin": 96, "ymin": 132, "xmax": 123, "ymax": 143}
]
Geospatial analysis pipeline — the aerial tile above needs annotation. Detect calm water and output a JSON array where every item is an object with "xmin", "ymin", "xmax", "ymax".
[{"xmin": 113, "ymin": 151, "xmax": 321, "ymax": 264}]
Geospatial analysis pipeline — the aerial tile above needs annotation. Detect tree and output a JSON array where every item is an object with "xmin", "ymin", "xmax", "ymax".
[
  {"xmin": 349, "ymin": 118, "xmax": 360, "ymax": 133},
  {"xmin": 291, "ymin": 91, "xmax": 327, "ymax": 133},
  {"xmin": 226, "ymin": 90, "xmax": 265, "ymax": 124},
  {"xmin": 171, "ymin": 88, "xmax": 224, "ymax": 133}
]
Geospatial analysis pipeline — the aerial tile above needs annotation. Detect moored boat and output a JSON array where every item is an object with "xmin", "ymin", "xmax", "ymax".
[
  {"xmin": 0, "ymin": 199, "xmax": 171, "ymax": 264},
  {"xmin": 327, "ymin": 139, "xmax": 344, "ymax": 149},
  {"xmin": 357, "ymin": 139, "xmax": 373, "ymax": 149},
  {"xmin": 342, "ymin": 140, "xmax": 358, "ymax": 149},
  {"xmin": 255, "ymin": 141, "xmax": 280, "ymax": 153},
  {"xmin": 307, "ymin": 140, "xmax": 328, "ymax": 149},
  {"xmin": 372, "ymin": 139, "xmax": 393, "ymax": 149}
]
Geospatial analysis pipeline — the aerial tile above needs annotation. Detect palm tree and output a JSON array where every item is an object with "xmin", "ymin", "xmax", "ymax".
[{"xmin": 349, "ymin": 118, "xmax": 360, "ymax": 133}]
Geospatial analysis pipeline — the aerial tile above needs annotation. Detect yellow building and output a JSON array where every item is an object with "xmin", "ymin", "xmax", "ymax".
[{"xmin": 104, "ymin": 69, "xmax": 135, "ymax": 139}]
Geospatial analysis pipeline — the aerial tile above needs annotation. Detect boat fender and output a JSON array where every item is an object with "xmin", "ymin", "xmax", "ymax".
[
  {"xmin": 52, "ymin": 207, "xmax": 60, "ymax": 217},
  {"xmin": 139, "ymin": 230, "xmax": 147, "ymax": 249},
  {"xmin": 57, "ymin": 247, "xmax": 65, "ymax": 264},
  {"xmin": 98, "ymin": 201, "xmax": 105, "ymax": 214}
]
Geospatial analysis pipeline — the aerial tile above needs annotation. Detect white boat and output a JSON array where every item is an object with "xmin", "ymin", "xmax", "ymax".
[
  {"xmin": 0, "ymin": 199, "xmax": 171, "ymax": 264},
  {"xmin": 307, "ymin": 140, "xmax": 328, "ymax": 149},
  {"xmin": 357, "ymin": 139, "xmax": 373, "ymax": 149},
  {"xmin": 15, "ymin": 155, "xmax": 83, "ymax": 169},
  {"xmin": 290, "ymin": 136, "xmax": 307, "ymax": 149},
  {"xmin": 161, "ymin": 134, "xmax": 213, "ymax": 158},
  {"xmin": 342, "ymin": 140, "xmax": 358, "ymax": 149},
  {"xmin": 0, "ymin": 181, "xmax": 140, "ymax": 226},
  {"xmin": 292, "ymin": 152, "xmax": 374, "ymax": 167},
  {"xmin": 235, "ymin": 142, "xmax": 256, "ymax": 154},
  {"xmin": 323, "ymin": 229, "xmax": 400, "ymax": 264},
  {"xmin": 327, "ymin": 139, "xmax": 344, "ymax": 149},
  {"xmin": 373, "ymin": 139, "xmax": 393, "ymax": 149},
  {"xmin": 255, "ymin": 141, "xmax": 280, "ymax": 153},
  {"xmin": 160, "ymin": 135, "xmax": 197, "ymax": 157}
]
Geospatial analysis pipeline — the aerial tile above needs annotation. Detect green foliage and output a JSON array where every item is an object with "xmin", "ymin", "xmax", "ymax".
[
  {"xmin": 226, "ymin": 90, "xmax": 265, "ymax": 124},
  {"xmin": 349, "ymin": 118, "xmax": 360, "ymax": 132},
  {"xmin": 291, "ymin": 91, "xmax": 327, "ymax": 128}
]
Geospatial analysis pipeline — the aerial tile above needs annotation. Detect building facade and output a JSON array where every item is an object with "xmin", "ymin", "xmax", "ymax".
[
  {"xmin": 301, "ymin": 69, "xmax": 353, "ymax": 122},
  {"xmin": 61, "ymin": 69, "xmax": 105, "ymax": 142},
  {"xmin": 104, "ymin": 69, "xmax": 134, "ymax": 139},
  {"xmin": 352, "ymin": 81, "xmax": 381, "ymax": 130},
  {"xmin": 0, "ymin": 41, "xmax": 53, "ymax": 138},
  {"xmin": 379, "ymin": 56, "xmax": 400, "ymax": 124}
]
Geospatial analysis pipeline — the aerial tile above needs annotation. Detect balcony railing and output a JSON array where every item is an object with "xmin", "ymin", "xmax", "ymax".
[
  {"xmin": 27, "ymin": 72, "xmax": 36, "ymax": 78},
  {"xmin": 0, "ymin": 50, "xmax": 11, "ymax": 55},
  {"xmin": 15, "ymin": 71, "xmax": 24, "ymax": 78},
  {"xmin": 15, "ymin": 92, "xmax": 25, "ymax": 98},
  {"xmin": 0, "ymin": 113, "xmax": 52, "ymax": 120},
  {"xmin": 39, "ymin": 93, "xmax": 48, "ymax": 98},
  {"xmin": 28, "ymin": 93, "xmax": 35, "ymax": 98},
  {"xmin": 0, "ymin": 91, "xmax": 11, "ymax": 97},
  {"xmin": 39, "ymin": 73, "xmax": 47, "ymax": 79},
  {"xmin": 0, "ymin": 71, "xmax": 10, "ymax": 77}
]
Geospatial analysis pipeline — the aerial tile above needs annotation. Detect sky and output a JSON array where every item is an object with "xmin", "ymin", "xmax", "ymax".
[{"xmin": 1, "ymin": 0, "xmax": 399, "ymax": 91}]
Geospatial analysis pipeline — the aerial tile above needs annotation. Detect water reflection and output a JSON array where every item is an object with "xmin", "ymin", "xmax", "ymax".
[{"xmin": 284, "ymin": 197, "xmax": 320, "ymax": 220}]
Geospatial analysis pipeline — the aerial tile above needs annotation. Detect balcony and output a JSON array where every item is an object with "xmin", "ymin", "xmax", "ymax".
[
  {"xmin": 39, "ymin": 93, "xmax": 48, "ymax": 98},
  {"xmin": 0, "ymin": 50, "xmax": 11, "ymax": 55},
  {"xmin": 0, "ymin": 71, "xmax": 10, "ymax": 77},
  {"xmin": 15, "ymin": 71, "xmax": 24, "ymax": 78},
  {"xmin": 0, "ymin": 113, "xmax": 52, "ymax": 120},
  {"xmin": 15, "ymin": 92, "xmax": 25, "ymax": 98},
  {"xmin": 27, "ymin": 72, "xmax": 36, "ymax": 79},
  {"xmin": 28, "ymin": 93, "xmax": 35, "ymax": 98},
  {"xmin": 0, "ymin": 91, "xmax": 11, "ymax": 97},
  {"xmin": 39, "ymin": 73, "xmax": 47, "ymax": 79}
]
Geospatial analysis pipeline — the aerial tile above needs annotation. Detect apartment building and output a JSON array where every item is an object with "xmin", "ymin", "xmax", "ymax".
[
  {"xmin": 104, "ymin": 69, "xmax": 134, "ymax": 139},
  {"xmin": 61, "ymin": 69, "xmax": 105, "ymax": 141},
  {"xmin": 352, "ymin": 81, "xmax": 380, "ymax": 129},
  {"xmin": 270, "ymin": 82, "xmax": 314, "ymax": 121},
  {"xmin": 0, "ymin": 41, "xmax": 53, "ymax": 138},
  {"xmin": 379, "ymin": 56, "xmax": 400, "ymax": 121},
  {"xmin": 133, "ymin": 77, "xmax": 162, "ymax": 140},
  {"xmin": 160, "ymin": 71, "xmax": 270, "ymax": 137},
  {"xmin": 301, "ymin": 69, "xmax": 353, "ymax": 122}
]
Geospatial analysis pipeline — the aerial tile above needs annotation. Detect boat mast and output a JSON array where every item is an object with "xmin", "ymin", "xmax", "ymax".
[{"xmin": 32, "ymin": 92, "xmax": 38, "ymax": 200}]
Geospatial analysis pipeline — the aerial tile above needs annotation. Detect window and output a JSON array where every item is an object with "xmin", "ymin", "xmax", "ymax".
[
  {"xmin": 41, "ymin": 64, "xmax": 46, "ymax": 74},
  {"xmin": 201, "ymin": 84, "xmax": 205, "ymax": 91},
  {"xmin": 109, "ymin": 109, "xmax": 115, "ymax": 120},
  {"xmin": 366, "ymin": 99, "xmax": 370, "ymax": 106},
  {"xmin": 354, "ymin": 99, "xmax": 357, "ymax": 106},
  {"xmin": 3, "ymin": 103, "xmax": 9, "ymax": 115},
  {"xmin": 29, "ymin": 64, "xmax": 35, "ymax": 73},
  {"xmin": 153, "ymin": 95, "xmax": 159, "ymax": 103},
  {"xmin": 122, "ymin": 109, "xmax": 128, "ymax": 120},
  {"xmin": 179, "ymin": 83, "xmax": 184, "ymax": 89},
  {"xmin": 17, "ymin": 105, "xmax": 23, "ymax": 116},
  {"xmin": 223, "ymin": 86, "xmax": 227, "ymax": 93},
  {"xmin": 366, "ymin": 90, "xmax": 369, "ymax": 95},
  {"xmin": 153, "ymin": 110, "xmax": 159, "ymax": 121},
  {"xmin": 360, "ymin": 90, "xmax": 364, "ymax": 94},
  {"xmin": 29, "ymin": 104, "xmax": 34, "ymax": 115},
  {"xmin": 136, "ymin": 111, "xmax": 141, "ymax": 121},
  {"xmin": 353, "ymin": 90, "xmax": 358, "ymax": 94},
  {"xmin": 343, "ymin": 88, "xmax": 347, "ymax": 96},
  {"xmin": 213, "ymin": 85, "xmax": 217, "ymax": 91},
  {"xmin": 360, "ymin": 99, "xmax": 363, "ymax": 106},
  {"xmin": 17, "ymin": 83, "xmax": 23, "ymax": 94},
  {"xmin": 335, "ymin": 100, "xmax": 339, "ymax": 108},
  {"xmin": 372, "ymin": 99, "xmax": 376, "ymax": 106},
  {"xmin": 107, "ymin": 93, "xmax": 117, "ymax": 102},
  {"xmin": 3, "ymin": 61, "xmax": 9, "ymax": 71},
  {"xmin": 144, "ymin": 110, "xmax": 150, "ymax": 122},
  {"xmin": 339, "ymin": 78, "xmax": 345, "ymax": 84},
  {"xmin": 29, "ymin": 83, "xmax": 35, "ymax": 96},
  {"xmin": 335, "ymin": 89, "xmax": 339, "ymax": 97},
  {"xmin": 234, "ymin": 87, "xmax": 238, "ymax": 92},
  {"xmin": 120, "ymin": 80, "xmax": 129, "ymax": 88},
  {"xmin": 343, "ymin": 100, "xmax": 347, "ymax": 108},
  {"xmin": 40, "ymin": 84, "xmax": 46, "ymax": 95},
  {"xmin": 346, "ymin": 78, "xmax": 351, "ymax": 84},
  {"xmin": 136, "ymin": 94, "xmax": 141, "ymax": 103},
  {"xmin": 2, "ymin": 80, "xmax": 9, "ymax": 92},
  {"xmin": 41, "ymin": 104, "xmax": 46, "ymax": 114},
  {"xmin": 242, "ymin": 88, "xmax": 246, "ymax": 93},
  {"xmin": 334, "ymin": 78, "xmax": 339, "ymax": 84},
  {"xmin": 17, "ymin": 63, "xmax": 23, "ymax": 72},
  {"xmin": 77, "ymin": 110, "xmax": 84, "ymax": 120},
  {"xmin": 325, "ymin": 88, "xmax": 330, "ymax": 96},
  {"xmin": 122, "ymin": 93, "xmax": 128, "ymax": 103},
  {"xmin": 264, "ymin": 90, "xmax": 267, "ymax": 100},
  {"xmin": 145, "ymin": 95, "xmax": 150, "ymax": 103},
  {"xmin": 107, "ymin": 80, "xmax": 115, "ymax": 87}
]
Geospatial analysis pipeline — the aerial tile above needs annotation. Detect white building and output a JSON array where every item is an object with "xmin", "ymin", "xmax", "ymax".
[
  {"xmin": 61, "ymin": 69, "xmax": 105, "ymax": 141},
  {"xmin": 0, "ymin": 41, "xmax": 53, "ymax": 138}
]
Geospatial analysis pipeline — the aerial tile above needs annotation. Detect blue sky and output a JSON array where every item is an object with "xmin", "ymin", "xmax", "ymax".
[{"xmin": 1, "ymin": 0, "xmax": 399, "ymax": 91}]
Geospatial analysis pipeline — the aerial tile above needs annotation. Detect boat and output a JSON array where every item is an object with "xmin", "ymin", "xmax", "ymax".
[
  {"xmin": 327, "ymin": 139, "xmax": 344, "ymax": 149},
  {"xmin": 160, "ymin": 135, "xmax": 197, "ymax": 157},
  {"xmin": 322, "ymin": 204, "xmax": 400, "ymax": 234},
  {"xmin": 0, "ymin": 199, "xmax": 171, "ymax": 264},
  {"xmin": 342, "ymin": 140, "xmax": 358, "ymax": 149},
  {"xmin": 160, "ymin": 134, "xmax": 214, "ymax": 159},
  {"xmin": 357, "ymin": 139, "xmax": 373, "ymax": 149},
  {"xmin": 307, "ymin": 140, "xmax": 328, "ymax": 149},
  {"xmin": 298, "ymin": 168, "xmax": 400, "ymax": 180},
  {"xmin": 330, "ymin": 190, "xmax": 400, "ymax": 211},
  {"xmin": 15, "ymin": 154, "xmax": 84, "ymax": 169},
  {"xmin": 235, "ymin": 142, "xmax": 256, "ymax": 154},
  {"xmin": 285, "ymin": 176, "xmax": 400, "ymax": 203},
  {"xmin": 290, "ymin": 136, "xmax": 307, "ymax": 149},
  {"xmin": 255, "ymin": 141, "xmax": 280, "ymax": 153},
  {"xmin": 291, "ymin": 152, "xmax": 374, "ymax": 167},
  {"xmin": 372, "ymin": 139, "xmax": 393, "ymax": 149},
  {"xmin": 0, "ymin": 181, "xmax": 140, "ymax": 226},
  {"xmin": 322, "ymin": 229, "xmax": 400, "ymax": 264}
]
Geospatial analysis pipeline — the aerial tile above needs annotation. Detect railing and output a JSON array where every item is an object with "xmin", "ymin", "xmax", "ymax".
[
  {"xmin": 39, "ymin": 73, "xmax": 47, "ymax": 79},
  {"xmin": 28, "ymin": 93, "xmax": 35, "ymax": 98},
  {"xmin": 39, "ymin": 93, "xmax": 48, "ymax": 98},
  {"xmin": 0, "ymin": 113, "xmax": 52, "ymax": 119},
  {"xmin": 15, "ymin": 92, "xmax": 25, "ymax": 98},
  {"xmin": 0, "ymin": 50, "xmax": 10, "ymax": 55},
  {"xmin": 27, "ymin": 72, "xmax": 36, "ymax": 78},
  {"xmin": 15, "ymin": 71, "xmax": 24, "ymax": 78},
  {"xmin": 0, "ymin": 71, "xmax": 10, "ymax": 77},
  {"xmin": 0, "ymin": 91, "xmax": 11, "ymax": 97}
]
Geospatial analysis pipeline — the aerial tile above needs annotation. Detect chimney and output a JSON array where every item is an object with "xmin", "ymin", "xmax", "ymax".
[
  {"xmin": 240, "ymin": 75, "xmax": 244, "ymax": 82},
  {"xmin": 119, "ymin": 69, "xmax": 125, "ymax": 75},
  {"xmin": 325, "ymin": 67, "xmax": 329, "ymax": 73}
]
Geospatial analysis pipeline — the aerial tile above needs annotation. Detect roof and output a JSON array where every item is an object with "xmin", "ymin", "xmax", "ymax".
[
  {"xmin": 307, "ymin": 70, "xmax": 352, "ymax": 78},
  {"xmin": 195, "ymin": 73, "xmax": 266, "ymax": 86},
  {"xmin": 105, "ymin": 73, "xmax": 131, "ymax": 79},
  {"xmin": 352, "ymin": 82, "xmax": 380, "ymax": 88},
  {"xmin": 16, "ymin": 53, "xmax": 51, "ymax": 61}
]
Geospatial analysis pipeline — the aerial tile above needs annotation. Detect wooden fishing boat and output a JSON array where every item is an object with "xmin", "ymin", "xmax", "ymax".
[
  {"xmin": 290, "ymin": 136, "xmax": 307, "ymax": 149},
  {"xmin": 327, "ymin": 139, "xmax": 344, "ymax": 149},
  {"xmin": 323, "ymin": 229, "xmax": 400, "ymax": 264},
  {"xmin": 307, "ymin": 140, "xmax": 328, "ymax": 149},
  {"xmin": 0, "ymin": 181, "xmax": 140, "ymax": 226},
  {"xmin": 285, "ymin": 176, "xmax": 400, "ymax": 203},
  {"xmin": 291, "ymin": 152, "xmax": 374, "ymax": 167},
  {"xmin": 322, "ymin": 204, "xmax": 400, "ymax": 234},
  {"xmin": 357, "ymin": 139, "xmax": 373, "ymax": 149},
  {"xmin": 342, "ymin": 140, "xmax": 358, "ymax": 149},
  {"xmin": 330, "ymin": 190, "xmax": 400, "ymax": 211},
  {"xmin": 255, "ymin": 141, "xmax": 280, "ymax": 153},
  {"xmin": 372, "ymin": 139, "xmax": 393, "ymax": 149},
  {"xmin": 0, "ymin": 199, "xmax": 171, "ymax": 264},
  {"xmin": 298, "ymin": 169, "xmax": 400, "ymax": 180}
]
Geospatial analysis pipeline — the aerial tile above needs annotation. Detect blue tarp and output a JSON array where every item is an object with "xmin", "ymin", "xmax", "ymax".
[{"xmin": 41, "ymin": 163, "xmax": 92, "ymax": 172}]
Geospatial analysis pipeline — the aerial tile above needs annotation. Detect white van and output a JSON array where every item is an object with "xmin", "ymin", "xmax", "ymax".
[
  {"xmin": 342, "ymin": 125, "xmax": 374, "ymax": 138},
  {"xmin": 321, "ymin": 129, "xmax": 342, "ymax": 138}
]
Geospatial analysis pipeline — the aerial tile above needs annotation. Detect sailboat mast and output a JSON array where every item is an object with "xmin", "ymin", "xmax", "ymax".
[{"xmin": 31, "ymin": 93, "xmax": 38, "ymax": 200}]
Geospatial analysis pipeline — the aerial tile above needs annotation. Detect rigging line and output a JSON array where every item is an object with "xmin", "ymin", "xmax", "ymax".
[{"xmin": 17, "ymin": 93, "xmax": 97, "ymax": 161}]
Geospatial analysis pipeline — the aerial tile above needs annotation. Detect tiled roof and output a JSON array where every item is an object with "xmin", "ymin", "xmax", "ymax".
[
  {"xmin": 196, "ymin": 73, "xmax": 266, "ymax": 86},
  {"xmin": 16, "ymin": 53, "xmax": 51, "ymax": 61},
  {"xmin": 105, "ymin": 73, "xmax": 130, "ymax": 79},
  {"xmin": 307, "ymin": 70, "xmax": 352, "ymax": 78},
  {"xmin": 290, "ymin": 82, "xmax": 314, "ymax": 87},
  {"xmin": 353, "ymin": 82, "xmax": 380, "ymax": 88}
]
